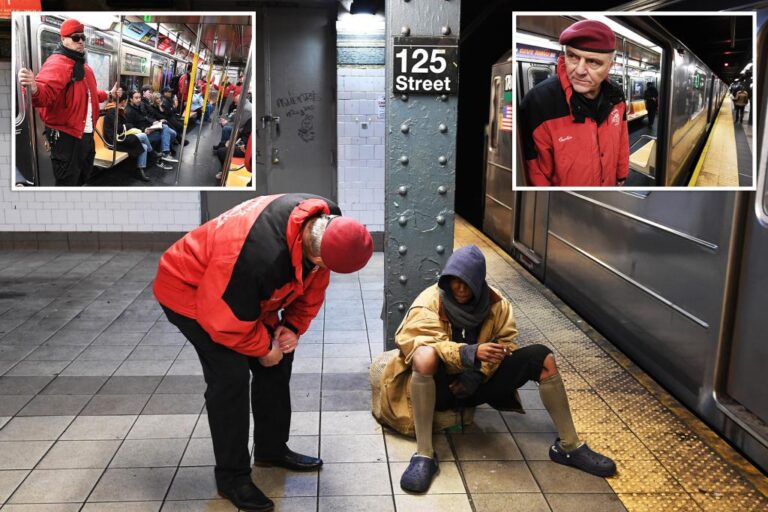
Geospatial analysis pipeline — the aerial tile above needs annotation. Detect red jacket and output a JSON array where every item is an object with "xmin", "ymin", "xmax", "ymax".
[
  {"xmin": 519, "ymin": 56, "xmax": 629, "ymax": 186},
  {"xmin": 154, "ymin": 194, "xmax": 340, "ymax": 357},
  {"xmin": 31, "ymin": 54, "xmax": 107, "ymax": 139}
]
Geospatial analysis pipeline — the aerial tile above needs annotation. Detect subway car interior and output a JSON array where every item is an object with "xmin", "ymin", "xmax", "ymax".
[
  {"xmin": 513, "ymin": 14, "xmax": 753, "ymax": 187},
  {"xmin": 14, "ymin": 13, "xmax": 253, "ymax": 187}
]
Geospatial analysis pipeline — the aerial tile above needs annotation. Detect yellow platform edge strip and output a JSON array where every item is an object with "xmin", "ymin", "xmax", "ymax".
[{"xmin": 688, "ymin": 101, "xmax": 724, "ymax": 187}]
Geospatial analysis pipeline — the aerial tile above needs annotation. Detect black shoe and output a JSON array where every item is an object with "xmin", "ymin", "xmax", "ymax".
[
  {"xmin": 213, "ymin": 143, "xmax": 222, "ymax": 151},
  {"xmin": 400, "ymin": 453, "xmax": 439, "ymax": 493},
  {"xmin": 135, "ymin": 168, "xmax": 151, "ymax": 182},
  {"xmin": 218, "ymin": 482, "xmax": 274, "ymax": 512},
  {"xmin": 169, "ymin": 148, "xmax": 177, "ymax": 156},
  {"xmin": 183, "ymin": 139, "xmax": 190, "ymax": 146},
  {"xmin": 549, "ymin": 438, "xmax": 617, "ymax": 477},
  {"xmin": 155, "ymin": 161, "xmax": 173, "ymax": 171},
  {"xmin": 253, "ymin": 448, "xmax": 323, "ymax": 471},
  {"xmin": 161, "ymin": 153, "xmax": 179, "ymax": 163}
]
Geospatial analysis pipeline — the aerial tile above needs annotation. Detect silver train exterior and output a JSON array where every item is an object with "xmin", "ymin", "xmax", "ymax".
[
  {"xmin": 14, "ymin": 15, "xmax": 187, "ymax": 186},
  {"xmin": 483, "ymin": 21, "xmax": 766, "ymax": 475},
  {"xmin": 514, "ymin": 16, "xmax": 729, "ymax": 186},
  {"xmin": 483, "ymin": 50, "xmax": 513, "ymax": 253}
]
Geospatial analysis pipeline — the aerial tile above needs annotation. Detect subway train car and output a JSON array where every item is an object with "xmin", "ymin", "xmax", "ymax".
[
  {"xmin": 13, "ymin": 14, "xmax": 251, "ymax": 187},
  {"xmin": 482, "ymin": 17, "xmax": 767, "ymax": 475},
  {"xmin": 515, "ymin": 15, "xmax": 737, "ymax": 187},
  {"xmin": 482, "ymin": 50, "xmax": 513, "ymax": 254}
]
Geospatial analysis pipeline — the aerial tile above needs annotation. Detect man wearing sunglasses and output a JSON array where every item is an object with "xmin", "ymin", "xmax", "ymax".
[
  {"xmin": 518, "ymin": 19, "xmax": 629, "ymax": 187},
  {"xmin": 18, "ymin": 18, "xmax": 117, "ymax": 186}
]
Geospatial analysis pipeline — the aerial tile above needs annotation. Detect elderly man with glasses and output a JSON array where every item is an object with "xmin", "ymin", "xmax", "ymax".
[
  {"xmin": 518, "ymin": 19, "xmax": 629, "ymax": 187},
  {"xmin": 18, "ymin": 18, "xmax": 117, "ymax": 186}
]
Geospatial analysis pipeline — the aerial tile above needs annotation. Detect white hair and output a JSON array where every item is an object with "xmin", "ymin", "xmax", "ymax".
[{"xmin": 308, "ymin": 214, "xmax": 337, "ymax": 257}]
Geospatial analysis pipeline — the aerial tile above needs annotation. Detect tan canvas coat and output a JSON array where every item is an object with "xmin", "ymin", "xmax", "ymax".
[{"xmin": 374, "ymin": 284, "xmax": 521, "ymax": 436}]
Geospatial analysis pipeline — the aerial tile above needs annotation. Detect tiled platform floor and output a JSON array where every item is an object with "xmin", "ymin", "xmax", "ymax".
[{"xmin": 0, "ymin": 221, "xmax": 766, "ymax": 511}]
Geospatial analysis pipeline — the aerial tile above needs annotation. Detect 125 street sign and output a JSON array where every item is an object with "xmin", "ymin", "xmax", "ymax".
[{"xmin": 393, "ymin": 36, "xmax": 459, "ymax": 95}]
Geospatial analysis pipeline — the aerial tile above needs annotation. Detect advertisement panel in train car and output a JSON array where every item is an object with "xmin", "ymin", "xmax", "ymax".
[{"xmin": 393, "ymin": 36, "xmax": 459, "ymax": 94}]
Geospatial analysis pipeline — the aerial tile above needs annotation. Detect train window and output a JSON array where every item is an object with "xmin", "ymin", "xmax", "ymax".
[
  {"xmin": 489, "ymin": 76, "xmax": 501, "ymax": 150},
  {"xmin": 87, "ymin": 52, "xmax": 112, "ymax": 106},
  {"xmin": 528, "ymin": 68, "xmax": 550, "ymax": 88},
  {"xmin": 39, "ymin": 29, "xmax": 59, "ymax": 66}
]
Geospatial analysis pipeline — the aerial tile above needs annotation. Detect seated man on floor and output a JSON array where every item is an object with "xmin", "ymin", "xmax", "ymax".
[{"xmin": 373, "ymin": 245, "xmax": 616, "ymax": 493}]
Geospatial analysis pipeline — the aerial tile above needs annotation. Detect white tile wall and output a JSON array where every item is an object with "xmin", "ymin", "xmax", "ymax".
[
  {"xmin": 337, "ymin": 66, "xmax": 385, "ymax": 232},
  {"xmin": 0, "ymin": 63, "xmax": 201, "ymax": 233}
]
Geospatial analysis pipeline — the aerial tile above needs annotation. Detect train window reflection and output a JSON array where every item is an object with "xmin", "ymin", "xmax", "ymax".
[{"xmin": 38, "ymin": 28, "xmax": 59, "ymax": 65}]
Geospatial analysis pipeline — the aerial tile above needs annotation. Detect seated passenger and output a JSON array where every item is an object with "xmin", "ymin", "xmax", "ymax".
[
  {"xmin": 374, "ymin": 245, "xmax": 616, "ymax": 493},
  {"xmin": 214, "ymin": 122, "xmax": 251, "ymax": 181},
  {"xmin": 103, "ymin": 95, "xmax": 173, "ymax": 182},
  {"xmin": 213, "ymin": 93, "xmax": 252, "ymax": 151},
  {"xmin": 124, "ymin": 89, "xmax": 178, "ymax": 164},
  {"xmin": 190, "ymin": 87, "xmax": 204, "ymax": 124}
]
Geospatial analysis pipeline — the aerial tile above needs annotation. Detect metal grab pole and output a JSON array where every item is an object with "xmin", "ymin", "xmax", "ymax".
[
  {"xmin": 195, "ymin": 34, "xmax": 216, "ymax": 156},
  {"xmin": 174, "ymin": 22, "xmax": 203, "ymax": 186},
  {"xmin": 213, "ymin": 56, "xmax": 230, "ymax": 124},
  {"xmin": 112, "ymin": 14, "xmax": 124, "ymax": 167},
  {"xmin": 220, "ymin": 39, "xmax": 253, "ymax": 187}
]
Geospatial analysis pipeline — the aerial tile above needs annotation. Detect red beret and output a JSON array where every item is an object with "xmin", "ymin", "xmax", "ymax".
[
  {"xmin": 560, "ymin": 20, "xmax": 615, "ymax": 53},
  {"xmin": 321, "ymin": 217, "xmax": 373, "ymax": 274},
  {"xmin": 60, "ymin": 19, "xmax": 85, "ymax": 37}
]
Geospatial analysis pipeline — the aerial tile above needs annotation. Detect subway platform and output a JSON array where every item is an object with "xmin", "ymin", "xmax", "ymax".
[
  {"xmin": 0, "ymin": 219, "xmax": 766, "ymax": 511},
  {"xmin": 690, "ymin": 96, "xmax": 753, "ymax": 187}
]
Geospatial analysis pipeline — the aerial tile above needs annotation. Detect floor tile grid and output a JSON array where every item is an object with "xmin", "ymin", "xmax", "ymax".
[
  {"xmin": 0, "ymin": 253, "xmax": 206, "ymax": 508},
  {"xmin": 0, "ymin": 253, "xmax": 147, "ymax": 506},
  {"xmin": 0, "ymin": 251, "xmax": 110, "ymax": 351},
  {"xmin": 455, "ymin": 221, "xmax": 766, "ymax": 510},
  {"xmin": 0, "ymin": 252, "xmax": 151, "ymax": 378},
  {"xmin": 320, "ymin": 270, "xmax": 399, "ymax": 511}
]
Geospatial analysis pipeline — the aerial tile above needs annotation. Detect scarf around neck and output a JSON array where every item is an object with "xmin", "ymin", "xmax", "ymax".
[
  {"xmin": 53, "ymin": 43, "xmax": 85, "ymax": 82},
  {"xmin": 439, "ymin": 282, "xmax": 490, "ymax": 333}
]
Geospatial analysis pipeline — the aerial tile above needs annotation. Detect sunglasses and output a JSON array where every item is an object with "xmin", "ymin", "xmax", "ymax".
[{"xmin": 68, "ymin": 33, "xmax": 86, "ymax": 43}]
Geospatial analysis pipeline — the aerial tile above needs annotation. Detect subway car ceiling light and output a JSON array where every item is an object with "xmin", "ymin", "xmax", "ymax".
[{"xmin": 515, "ymin": 32, "xmax": 562, "ymax": 52}]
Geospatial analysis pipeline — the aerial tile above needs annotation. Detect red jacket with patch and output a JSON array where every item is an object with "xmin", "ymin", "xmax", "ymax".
[
  {"xmin": 31, "ymin": 54, "xmax": 108, "ymax": 139},
  {"xmin": 519, "ymin": 56, "xmax": 629, "ymax": 186},
  {"xmin": 153, "ymin": 194, "xmax": 340, "ymax": 357}
]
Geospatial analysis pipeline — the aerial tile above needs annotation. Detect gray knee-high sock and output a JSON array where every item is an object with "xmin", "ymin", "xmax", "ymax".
[
  {"xmin": 538, "ymin": 373, "xmax": 581, "ymax": 451},
  {"xmin": 410, "ymin": 370, "xmax": 436, "ymax": 457}
]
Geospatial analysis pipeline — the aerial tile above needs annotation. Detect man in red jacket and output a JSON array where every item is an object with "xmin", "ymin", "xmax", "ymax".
[
  {"xmin": 519, "ymin": 19, "xmax": 629, "ymax": 187},
  {"xmin": 154, "ymin": 194, "xmax": 373, "ymax": 512},
  {"xmin": 18, "ymin": 18, "xmax": 116, "ymax": 186}
]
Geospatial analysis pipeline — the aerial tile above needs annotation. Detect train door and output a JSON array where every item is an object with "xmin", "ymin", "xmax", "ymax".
[
  {"xmin": 261, "ymin": 7, "xmax": 336, "ymax": 199},
  {"xmin": 14, "ymin": 15, "xmax": 37, "ymax": 185},
  {"xmin": 482, "ymin": 53, "xmax": 513, "ymax": 252},
  {"xmin": 512, "ymin": 191, "xmax": 549, "ymax": 281},
  {"xmin": 715, "ymin": 30, "xmax": 768, "ymax": 464},
  {"xmin": 29, "ymin": 20, "xmax": 62, "ymax": 186}
]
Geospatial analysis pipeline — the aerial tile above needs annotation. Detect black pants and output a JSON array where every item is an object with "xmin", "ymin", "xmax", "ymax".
[
  {"xmin": 162, "ymin": 306, "xmax": 293, "ymax": 490},
  {"xmin": 51, "ymin": 131, "xmax": 95, "ymax": 186},
  {"xmin": 434, "ymin": 344, "xmax": 552, "ymax": 411},
  {"xmin": 647, "ymin": 109, "xmax": 656, "ymax": 127},
  {"xmin": 735, "ymin": 105, "xmax": 745, "ymax": 123}
]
